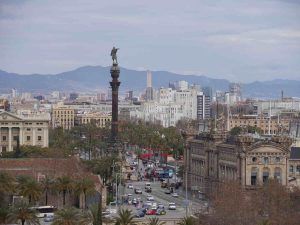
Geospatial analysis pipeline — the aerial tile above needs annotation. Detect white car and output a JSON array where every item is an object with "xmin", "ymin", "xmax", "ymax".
[
  {"xmin": 146, "ymin": 195, "xmax": 154, "ymax": 201},
  {"xmin": 127, "ymin": 184, "xmax": 134, "ymax": 189},
  {"xmin": 158, "ymin": 203, "xmax": 164, "ymax": 209},
  {"xmin": 172, "ymin": 192, "xmax": 179, "ymax": 198},
  {"xmin": 152, "ymin": 202, "xmax": 158, "ymax": 209},
  {"xmin": 145, "ymin": 201, "xmax": 152, "ymax": 207},
  {"xmin": 168, "ymin": 203, "xmax": 176, "ymax": 210}
]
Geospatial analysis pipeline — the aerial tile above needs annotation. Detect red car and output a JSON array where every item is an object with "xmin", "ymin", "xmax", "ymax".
[{"xmin": 146, "ymin": 209, "xmax": 157, "ymax": 215}]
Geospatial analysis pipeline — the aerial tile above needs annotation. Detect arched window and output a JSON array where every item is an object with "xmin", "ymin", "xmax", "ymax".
[
  {"xmin": 274, "ymin": 167, "xmax": 281, "ymax": 183},
  {"xmin": 263, "ymin": 167, "xmax": 270, "ymax": 183},
  {"xmin": 251, "ymin": 167, "xmax": 259, "ymax": 186}
]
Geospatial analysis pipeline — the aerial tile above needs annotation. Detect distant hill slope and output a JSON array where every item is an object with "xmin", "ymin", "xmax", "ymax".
[{"xmin": 0, "ymin": 66, "xmax": 299, "ymax": 98}]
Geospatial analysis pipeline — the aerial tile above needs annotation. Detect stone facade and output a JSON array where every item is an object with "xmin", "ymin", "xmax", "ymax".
[
  {"xmin": 0, "ymin": 111, "xmax": 50, "ymax": 153},
  {"xmin": 52, "ymin": 105, "xmax": 75, "ymax": 130},
  {"xmin": 75, "ymin": 112, "xmax": 111, "ymax": 128},
  {"xmin": 185, "ymin": 134, "xmax": 293, "ymax": 195}
]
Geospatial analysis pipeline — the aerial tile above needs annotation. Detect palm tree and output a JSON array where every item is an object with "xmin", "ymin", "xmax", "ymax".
[
  {"xmin": 56, "ymin": 176, "xmax": 74, "ymax": 206},
  {"xmin": 75, "ymin": 177, "xmax": 95, "ymax": 209},
  {"xmin": 8, "ymin": 201, "xmax": 40, "ymax": 225},
  {"xmin": 145, "ymin": 217, "xmax": 166, "ymax": 225},
  {"xmin": 17, "ymin": 175, "xmax": 42, "ymax": 204},
  {"xmin": 114, "ymin": 208, "xmax": 135, "ymax": 225},
  {"xmin": 52, "ymin": 207, "xmax": 81, "ymax": 225},
  {"xmin": 40, "ymin": 176, "xmax": 54, "ymax": 205},
  {"xmin": 0, "ymin": 172, "xmax": 15, "ymax": 206},
  {"xmin": 177, "ymin": 216, "xmax": 197, "ymax": 225}
]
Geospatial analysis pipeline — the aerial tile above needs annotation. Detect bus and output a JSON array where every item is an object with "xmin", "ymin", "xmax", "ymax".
[{"xmin": 31, "ymin": 206, "xmax": 57, "ymax": 218}]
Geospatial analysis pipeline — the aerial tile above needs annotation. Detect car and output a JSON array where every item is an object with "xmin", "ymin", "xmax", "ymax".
[
  {"xmin": 145, "ymin": 187, "xmax": 152, "ymax": 193},
  {"xmin": 172, "ymin": 192, "xmax": 179, "ymax": 198},
  {"xmin": 127, "ymin": 193, "xmax": 133, "ymax": 197},
  {"xmin": 134, "ymin": 188, "xmax": 142, "ymax": 194},
  {"xmin": 146, "ymin": 195, "xmax": 154, "ymax": 201},
  {"xmin": 158, "ymin": 203, "xmax": 164, "ymax": 209},
  {"xmin": 152, "ymin": 202, "xmax": 158, "ymax": 209},
  {"xmin": 156, "ymin": 208, "xmax": 166, "ymax": 215},
  {"xmin": 135, "ymin": 209, "xmax": 145, "ymax": 218},
  {"xmin": 44, "ymin": 215, "xmax": 54, "ymax": 222},
  {"xmin": 146, "ymin": 209, "xmax": 157, "ymax": 215},
  {"xmin": 164, "ymin": 189, "xmax": 171, "ymax": 194},
  {"xmin": 127, "ymin": 184, "xmax": 134, "ymax": 189},
  {"xmin": 168, "ymin": 203, "xmax": 176, "ymax": 210},
  {"xmin": 143, "ymin": 201, "xmax": 152, "ymax": 209},
  {"xmin": 132, "ymin": 198, "xmax": 138, "ymax": 205}
]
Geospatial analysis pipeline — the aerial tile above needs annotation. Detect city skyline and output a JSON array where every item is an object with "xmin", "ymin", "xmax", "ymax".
[{"xmin": 0, "ymin": 0, "xmax": 299, "ymax": 82}]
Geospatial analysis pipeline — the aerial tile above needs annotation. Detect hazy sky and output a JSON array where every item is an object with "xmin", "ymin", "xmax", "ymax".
[{"xmin": 0, "ymin": 0, "xmax": 299, "ymax": 82}]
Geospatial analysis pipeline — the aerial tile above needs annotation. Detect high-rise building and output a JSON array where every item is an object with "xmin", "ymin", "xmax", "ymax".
[
  {"xmin": 11, "ymin": 88, "xmax": 18, "ymax": 98},
  {"xmin": 197, "ymin": 92, "xmax": 211, "ymax": 120},
  {"xmin": 146, "ymin": 71, "xmax": 154, "ymax": 101},
  {"xmin": 125, "ymin": 91, "xmax": 133, "ymax": 101},
  {"xmin": 147, "ymin": 70, "xmax": 152, "ymax": 88}
]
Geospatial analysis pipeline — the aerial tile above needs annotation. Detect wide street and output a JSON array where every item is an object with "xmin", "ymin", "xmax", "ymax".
[{"xmin": 111, "ymin": 152, "xmax": 207, "ymax": 223}]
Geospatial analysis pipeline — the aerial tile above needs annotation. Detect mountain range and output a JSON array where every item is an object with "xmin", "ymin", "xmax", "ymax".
[{"xmin": 0, "ymin": 66, "xmax": 299, "ymax": 98}]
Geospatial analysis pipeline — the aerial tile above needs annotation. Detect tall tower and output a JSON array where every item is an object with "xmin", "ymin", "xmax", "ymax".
[
  {"xmin": 147, "ymin": 70, "xmax": 152, "ymax": 88},
  {"xmin": 110, "ymin": 48, "xmax": 121, "ymax": 142},
  {"xmin": 146, "ymin": 70, "xmax": 154, "ymax": 101}
]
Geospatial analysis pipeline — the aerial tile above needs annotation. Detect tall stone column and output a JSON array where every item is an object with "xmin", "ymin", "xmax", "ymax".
[
  {"xmin": 8, "ymin": 127, "xmax": 12, "ymax": 152},
  {"xmin": 110, "ymin": 64, "xmax": 120, "ymax": 142},
  {"xmin": 32, "ymin": 128, "xmax": 36, "ymax": 146},
  {"xmin": 44, "ymin": 128, "xmax": 49, "ymax": 147},
  {"xmin": 19, "ymin": 127, "xmax": 23, "ymax": 145}
]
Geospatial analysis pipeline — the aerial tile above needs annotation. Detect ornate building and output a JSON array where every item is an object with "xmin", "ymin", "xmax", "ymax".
[
  {"xmin": 75, "ymin": 112, "xmax": 111, "ymax": 128},
  {"xmin": 185, "ymin": 133, "xmax": 294, "ymax": 196},
  {"xmin": 0, "ymin": 111, "xmax": 50, "ymax": 153},
  {"xmin": 52, "ymin": 104, "xmax": 75, "ymax": 130}
]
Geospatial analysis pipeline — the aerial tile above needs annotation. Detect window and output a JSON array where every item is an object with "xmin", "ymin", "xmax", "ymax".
[
  {"xmin": 2, "ymin": 136, "xmax": 6, "ymax": 141},
  {"xmin": 38, "ymin": 136, "xmax": 42, "ymax": 141},
  {"xmin": 27, "ymin": 128, "xmax": 31, "ymax": 131},
  {"xmin": 13, "ymin": 136, "xmax": 18, "ymax": 141},
  {"xmin": 252, "ymin": 157, "xmax": 257, "ymax": 163},
  {"xmin": 297, "ymin": 165, "xmax": 300, "ymax": 173},
  {"xmin": 263, "ymin": 157, "xmax": 269, "ymax": 164},
  {"xmin": 2, "ymin": 146, "xmax": 6, "ymax": 152},
  {"xmin": 289, "ymin": 165, "xmax": 294, "ymax": 173},
  {"xmin": 37, "ymin": 128, "xmax": 42, "ymax": 131},
  {"xmin": 275, "ymin": 157, "xmax": 280, "ymax": 163},
  {"xmin": 26, "ymin": 136, "xmax": 30, "ymax": 141},
  {"xmin": 263, "ymin": 170, "xmax": 269, "ymax": 183}
]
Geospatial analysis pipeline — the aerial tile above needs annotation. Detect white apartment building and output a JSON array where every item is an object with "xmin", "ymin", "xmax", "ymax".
[{"xmin": 131, "ymin": 84, "xmax": 198, "ymax": 127}]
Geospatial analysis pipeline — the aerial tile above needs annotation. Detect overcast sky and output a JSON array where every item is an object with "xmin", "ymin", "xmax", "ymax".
[{"xmin": 0, "ymin": 0, "xmax": 299, "ymax": 82}]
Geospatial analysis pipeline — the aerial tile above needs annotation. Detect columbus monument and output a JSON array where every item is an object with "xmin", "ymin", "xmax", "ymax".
[{"xmin": 108, "ymin": 47, "xmax": 121, "ymax": 154}]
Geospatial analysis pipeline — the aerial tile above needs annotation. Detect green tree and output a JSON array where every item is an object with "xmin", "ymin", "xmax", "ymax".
[
  {"xmin": 56, "ymin": 176, "xmax": 74, "ymax": 206},
  {"xmin": 0, "ymin": 172, "xmax": 15, "ymax": 206},
  {"xmin": 41, "ymin": 176, "xmax": 54, "ymax": 205},
  {"xmin": 114, "ymin": 208, "xmax": 135, "ymax": 225},
  {"xmin": 52, "ymin": 207, "xmax": 82, "ymax": 225},
  {"xmin": 8, "ymin": 201, "xmax": 40, "ymax": 225},
  {"xmin": 75, "ymin": 177, "xmax": 95, "ymax": 209},
  {"xmin": 230, "ymin": 126, "xmax": 242, "ymax": 136},
  {"xmin": 0, "ymin": 207, "xmax": 10, "ymax": 225},
  {"xmin": 17, "ymin": 175, "xmax": 42, "ymax": 204},
  {"xmin": 145, "ymin": 217, "xmax": 165, "ymax": 225},
  {"xmin": 177, "ymin": 216, "xmax": 197, "ymax": 225}
]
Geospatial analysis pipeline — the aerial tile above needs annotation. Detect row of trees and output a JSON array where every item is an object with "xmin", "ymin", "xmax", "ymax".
[
  {"xmin": 0, "ymin": 204, "xmax": 197, "ymax": 225},
  {"xmin": 0, "ymin": 172, "xmax": 95, "ymax": 209},
  {"xmin": 119, "ymin": 121, "xmax": 186, "ymax": 156}
]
